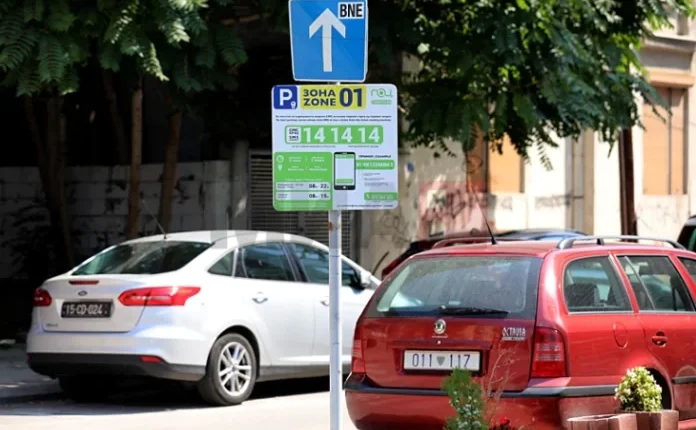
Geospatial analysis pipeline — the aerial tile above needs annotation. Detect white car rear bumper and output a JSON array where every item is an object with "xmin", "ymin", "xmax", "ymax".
[{"xmin": 26, "ymin": 325, "xmax": 210, "ymax": 382}]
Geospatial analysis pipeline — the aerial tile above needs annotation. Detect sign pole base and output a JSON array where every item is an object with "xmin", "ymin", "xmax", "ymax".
[{"xmin": 328, "ymin": 209, "xmax": 343, "ymax": 430}]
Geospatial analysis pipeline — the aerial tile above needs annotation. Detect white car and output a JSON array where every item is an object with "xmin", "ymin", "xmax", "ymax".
[{"xmin": 27, "ymin": 230, "xmax": 379, "ymax": 406}]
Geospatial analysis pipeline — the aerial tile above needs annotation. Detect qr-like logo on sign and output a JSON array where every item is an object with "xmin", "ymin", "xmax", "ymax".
[{"xmin": 286, "ymin": 127, "xmax": 301, "ymax": 143}]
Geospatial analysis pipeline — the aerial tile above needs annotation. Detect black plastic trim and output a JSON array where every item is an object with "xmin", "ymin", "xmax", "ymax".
[
  {"xmin": 672, "ymin": 376, "xmax": 696, "ymax": 385},
  {"xmin": 344, "ymin": 375, "xmax": 616, "ymax": 398},
  {"xmin": 27, "ymin": 353, "xmax": 205, "ymax": 382}
]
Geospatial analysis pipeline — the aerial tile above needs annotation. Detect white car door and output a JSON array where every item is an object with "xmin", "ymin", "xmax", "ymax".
[
  {"xmin": 285, "ymin": 242, "xmax": 373, "ymax": 368},
  {"xmin": 234, "ymin": 242, "xmax": 316, "ymax": 367}
]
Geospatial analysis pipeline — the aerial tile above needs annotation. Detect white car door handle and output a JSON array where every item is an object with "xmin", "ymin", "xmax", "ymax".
[
  {"xmin": 252, "ymin": 293, "xmax": 268, "ymax": 304},
  {"xmin": 320, "ymin": 297, "xmax": 330, "ymax": 306}
]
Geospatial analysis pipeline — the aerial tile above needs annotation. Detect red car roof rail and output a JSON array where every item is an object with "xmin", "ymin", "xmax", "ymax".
[
  {"xmin": 557, "ymin": 235, "xmax": 685, "ymax": 250},
  {"xmin": 431, "ymin": 237, "xmax": 521, "ymax": 249}
]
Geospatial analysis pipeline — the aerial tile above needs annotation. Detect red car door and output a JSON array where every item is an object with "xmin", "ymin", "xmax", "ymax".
[{"xmin": 615, "ymin": 253, "xmax": 696, "ymax": 418}]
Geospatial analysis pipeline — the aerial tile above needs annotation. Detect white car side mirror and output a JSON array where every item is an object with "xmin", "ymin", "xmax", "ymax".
[{"xmin": 360, "ymin": 271, "xmax": 372, "ymax": 289}]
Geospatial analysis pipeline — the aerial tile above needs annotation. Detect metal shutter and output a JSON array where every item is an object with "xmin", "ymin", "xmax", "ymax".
[{"xmin": 249, "ymin": 152, "xmax": 353, "ymax": 257}]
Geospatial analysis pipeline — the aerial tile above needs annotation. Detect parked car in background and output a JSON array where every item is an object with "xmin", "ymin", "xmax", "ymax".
[
  {"xmin": 677, "ymin": 215, "xmax": 696, "ymax": 251},
  {"xmin": 346, "ymin": 235, "xmax": 696, "ymax": 429},
  {"xmin": 378, "ymin": 230, "xmax": 489, "ymax": 279},
  {"xmin": 27, "ymin": 230, "xmax": 379, "ymax": 406},
  {"xmin": 379, "ymin": 228, "xmax": 586, "ymax": 279},
  {"xmin": 495, "ymin": 228, "xmax": 587, "ymax": 241}
]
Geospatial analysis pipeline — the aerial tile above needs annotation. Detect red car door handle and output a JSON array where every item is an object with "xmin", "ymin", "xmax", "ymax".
[{"xmin": 652, "ymin": 333, "xmax": 668, "ymax": 346}]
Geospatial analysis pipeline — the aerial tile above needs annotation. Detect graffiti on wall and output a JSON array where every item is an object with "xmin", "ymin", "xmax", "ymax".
[
  {"xmin": 534, "ymin": 194, "xmax": 571, "ymax": 210},
  {"xmin": 418, "ymin": 182, "xmax": 488, "ymax": 238},
  {"xmin": 377, "ymin": 209, "xmax": 413, "ymax": 250},
  {"xmin": 636, "ymin": 198, "xmax": 687, "ymax": 236}
]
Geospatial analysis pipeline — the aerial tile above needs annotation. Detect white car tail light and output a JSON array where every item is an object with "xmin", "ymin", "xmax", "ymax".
[
  {"xmin": 33, "ymin": 288, "xmax": 52, "ymax": 307},
  {"xmin": 118, "ymin": 286, "xmax": 201, "ymax": 307}
]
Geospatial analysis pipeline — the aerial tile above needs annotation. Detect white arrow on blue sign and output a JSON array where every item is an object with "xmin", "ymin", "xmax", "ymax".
[{"xmin": 289, "ymin": 0, "xmax": 368, "ymax": 82}]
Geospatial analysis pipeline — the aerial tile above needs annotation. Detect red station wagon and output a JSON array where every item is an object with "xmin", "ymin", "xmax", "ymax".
[{"xmin": 345, "ymin": 235, "xmax": 696, "ymax": 429}]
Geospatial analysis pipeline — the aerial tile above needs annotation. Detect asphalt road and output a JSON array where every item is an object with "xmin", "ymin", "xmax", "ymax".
[{"xmin": 0, "ymin": 377, "xmax": 358, "ymax": 430}]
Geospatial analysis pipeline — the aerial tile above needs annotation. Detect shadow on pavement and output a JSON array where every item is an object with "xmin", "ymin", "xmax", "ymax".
[{"xmin": 0, "ymin": 377, "xmax": 331, "ymax": 416}]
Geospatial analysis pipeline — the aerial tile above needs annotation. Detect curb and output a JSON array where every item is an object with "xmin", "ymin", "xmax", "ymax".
[{"xmin": 0, "ymin": 381, "xmax": 63, "ymax": 404}]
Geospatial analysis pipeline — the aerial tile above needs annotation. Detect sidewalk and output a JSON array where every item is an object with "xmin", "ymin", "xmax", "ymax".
[{"xmin": 0, "ymin": 344, "xmax": 61, "ymax": 401}]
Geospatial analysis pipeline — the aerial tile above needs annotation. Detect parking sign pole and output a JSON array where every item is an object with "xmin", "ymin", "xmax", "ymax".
[
  {"xmin": 328, "ymin": 81, "xmax": 343, "ymax": 430},
  {"xmin": 328, "ymin": 208, "xmax": 342, "ymax": 430},
  {"xmin": 278, "ymin": 3, "xmax": 396, "ymax": 429}
]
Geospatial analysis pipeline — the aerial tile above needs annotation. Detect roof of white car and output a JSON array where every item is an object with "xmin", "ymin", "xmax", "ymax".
[{"xmin": 122, "ymin": 230, "xmax": 325, "ymax": 248}]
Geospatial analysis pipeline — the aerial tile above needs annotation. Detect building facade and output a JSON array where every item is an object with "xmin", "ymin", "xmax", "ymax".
[{"xmin": 1, "ymin": 13, "xmax": 695, "ymax": 280}]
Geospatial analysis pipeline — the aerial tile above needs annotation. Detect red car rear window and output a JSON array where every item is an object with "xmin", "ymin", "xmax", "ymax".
[{"xmin": 367, "ymin": 255, "xmax": 543, "ymax": 319}]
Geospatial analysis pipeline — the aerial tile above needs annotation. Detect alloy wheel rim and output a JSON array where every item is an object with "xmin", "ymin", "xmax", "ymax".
[{"xmin": 218, "ymin": 341, "xmax": 253, "ymax": 396}]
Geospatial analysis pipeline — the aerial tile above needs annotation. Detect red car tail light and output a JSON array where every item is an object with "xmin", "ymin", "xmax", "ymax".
[
  {"xmin": 351, "ymin": 324, "xmax": 366, "ymax": 374},
  {"xmin": 118, "ymin": 286, "xmax": 201, "ymax": 307},
  {"xmin": 33, "ymin": 288, "xmax": 52, "ymax": 307},
  {"xmin": 531, "ymin": 326, "xmax": 567, "ymax": 378}
]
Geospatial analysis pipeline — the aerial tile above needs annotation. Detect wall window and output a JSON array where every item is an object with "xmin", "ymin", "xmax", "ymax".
[
  {"xmin": 562, "ymin": 257, "xmax": 632, "ymax": 313},
  {"xmin": 643, "ymin": 87, "xmax": 687, "ymax": 195}
]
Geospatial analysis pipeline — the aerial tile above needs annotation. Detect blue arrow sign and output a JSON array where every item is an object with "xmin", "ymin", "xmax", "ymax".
[{"xmin": 289, "ymin": 0, "xmax": 368, "ymax": 82}]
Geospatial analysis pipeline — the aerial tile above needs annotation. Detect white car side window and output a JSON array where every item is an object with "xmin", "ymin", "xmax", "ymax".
[{"xmin": 288, "ymin": 243, "xmax": 361, "ymax": 288}]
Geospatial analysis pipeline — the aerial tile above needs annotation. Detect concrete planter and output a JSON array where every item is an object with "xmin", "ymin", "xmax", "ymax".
[
  {"xmin": 629, "ymin": 411, "xmax": 679, "ymax": 430},
  {"xmin": 567, "ymin": 414, "xmax": 637, "ymax": 430}
]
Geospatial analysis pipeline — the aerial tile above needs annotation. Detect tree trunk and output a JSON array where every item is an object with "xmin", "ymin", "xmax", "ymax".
[
  {"xmin": 157, "ymin": 109, "xmax": 182, "ymax": 232},
  {"xmin": 22, "ymin": 96, "xmax": 75, "ymax": 269},
  {"xmin": 102, "ymin": 70, "xmax": 128, "ymax": 165},
  {"xmin": 619, "ymin": 128, "xmax": 638, "ymax": 237},
  {"xmin": 125, "ymin": 79, "xmax": 143, "ymax": 239}
]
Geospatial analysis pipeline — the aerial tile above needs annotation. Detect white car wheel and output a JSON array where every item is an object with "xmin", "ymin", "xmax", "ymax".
[
  {"xmin": 197, "ymin": 333, "xmax": 257, "ymax": 406},
  {"xmin": 218, "ymin": 341, "xmax": 253, "ymax": 397}
]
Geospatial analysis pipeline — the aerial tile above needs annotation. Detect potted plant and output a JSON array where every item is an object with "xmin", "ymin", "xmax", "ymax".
[
  {"xmin": 615, "ymin": 366, "xmax": 678, "ymax": 430},
  {"xmin": 567, "ymin": 413, "xmax": 637, "ymax": 430}
]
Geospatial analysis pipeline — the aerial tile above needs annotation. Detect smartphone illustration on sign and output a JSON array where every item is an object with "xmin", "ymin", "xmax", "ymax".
[{"xmin": 334, "ymin": 152, "xmax": 356, "ymax": 190}]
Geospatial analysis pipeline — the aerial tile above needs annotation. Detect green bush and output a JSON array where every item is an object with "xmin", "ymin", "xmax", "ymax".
[
  {"xmin": 442, "ymin": 368, "xmax": 487, "ymax": 430},
  {"xmin": 615, "ymin": 366, "xmax": 662, "ymax": 412}
]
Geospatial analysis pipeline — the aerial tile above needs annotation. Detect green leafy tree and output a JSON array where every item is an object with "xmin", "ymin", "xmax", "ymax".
[
  {"xmin": 0, "ymin": 0, "xmax": 249, "ymax": 258},
  {"xmin": 0, "ymin": 0, "xmax": 104, "ymax": 269},
  {"xmin": 96, "ymin": 0, "xmax": 247, "ymax": 235},
  {"xmin": 370, "ymin": 0, "xmax": 695, "ymax": 166}
]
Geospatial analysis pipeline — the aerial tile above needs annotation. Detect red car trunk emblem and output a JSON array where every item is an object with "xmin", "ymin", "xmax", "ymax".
[{"xmin": 433, "ymin": 319, "xmax": 446, "ymax": 335}]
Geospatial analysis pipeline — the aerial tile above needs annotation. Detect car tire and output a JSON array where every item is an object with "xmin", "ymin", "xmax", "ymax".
[
  {"xmin": 58, "ymin": 376, "xmax": 111, "ymax": 403},
  {"xmin": 197, "ymin": 333, "xmax": 258, "ymax": 406}
]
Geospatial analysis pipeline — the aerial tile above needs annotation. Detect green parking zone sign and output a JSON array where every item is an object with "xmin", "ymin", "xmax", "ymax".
[{"xmin": 271, "ymin": 84, "xmax": 399, "ymax": 211}]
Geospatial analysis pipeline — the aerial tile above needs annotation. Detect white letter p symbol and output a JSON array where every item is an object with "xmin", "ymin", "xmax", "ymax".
[{"xmin": 279, "ymin": 89, "xmax": 292, "ymax": 106}]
